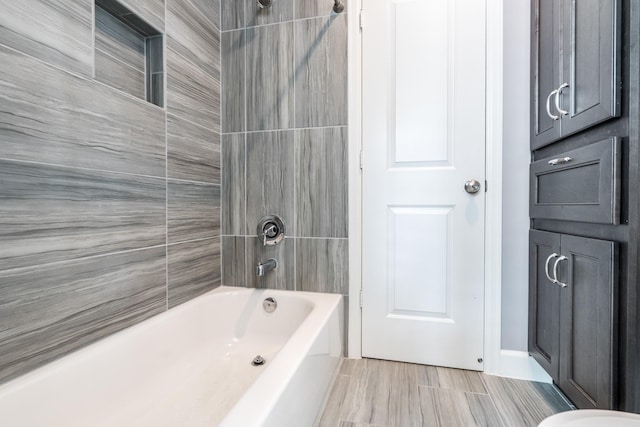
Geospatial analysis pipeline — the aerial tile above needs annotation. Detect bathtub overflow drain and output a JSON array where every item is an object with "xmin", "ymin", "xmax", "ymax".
[
  {"xmin": 263, "ymin": 297, "xmax": 277, "ymax": 313},
  {"xmin": 251, "ymin": 355, "xmax": 266, "ymax": 366}
]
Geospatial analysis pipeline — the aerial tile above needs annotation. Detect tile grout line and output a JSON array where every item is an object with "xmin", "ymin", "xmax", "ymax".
[
  {"xmin": 292, "ymin": 2, "xmax": 297, "ymax": 291},
  {"xmin": 167, "ymin": 176, "xmax": 222, "ymax": 186},
  {"xmin": 221, "ymin": 124, "xmax": 349, "ymax": 135},
  {"xmin": 0, "ymin": 244, "xmax": 170, "ymax": 276},
  {"xmin": 243, "ymin": 6, "xmax": 249, "ymax": 288},
  {"xmin": 219, "ymin": 0, "xmax": 224, "ymax": 287},
  {"xmin": 0, "ymin": 157, "xmax": 167, "ymax": 181},
  {"xmin": 164, "ymin": 0, "xmax": 169, "ymax": 312}
]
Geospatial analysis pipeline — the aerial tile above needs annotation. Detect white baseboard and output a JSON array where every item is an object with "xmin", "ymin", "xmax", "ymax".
[{"xmin": 485, "ymin": 350, "xmax": 552, "ymax": 383}]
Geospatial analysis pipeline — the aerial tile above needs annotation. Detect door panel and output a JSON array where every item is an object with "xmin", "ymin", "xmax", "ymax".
[
  {"xmin": 531, "ymin": 0, "xmax": 561, "ymax": 150},
  {"xmin": 393, "ymin": 1, "xmax": 449, "ymax": 165},
  {"xmin": 559, "ymin": 234, "xmax": 617, "ymax": 409},
  {"xmin": 362, "ymin": 0, "xmax": 486, "ymax": 370},
  {"xmin": 388, "ymin": 207, "xmax": 451, "ymax": 316},
  {"xmin": 560, "ymin": 0, "xmax": 621, "ymax": 137},
  {"xmin": 529, "ymin": 230, "xmax": 562, "ymax": 380}
]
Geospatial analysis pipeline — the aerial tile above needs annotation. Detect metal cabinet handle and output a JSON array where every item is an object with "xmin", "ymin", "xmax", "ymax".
[
  {"xmin": 553, "ymin": 255, "xmax": 568, "ymax": 288},
  {"xmin": 555, "ymin": 83, "xmax": 569, "ymax": 116},
  {"xmin": 545, "ymin": 253, "xmax": 559, "ymax": 284},
  {"xmin": 546, "ymin": 89, "xmax": 560, "ymax": 120},
  {"xmin": 547, "ymin": 157, "xmax": 573, "ymax": 166}
]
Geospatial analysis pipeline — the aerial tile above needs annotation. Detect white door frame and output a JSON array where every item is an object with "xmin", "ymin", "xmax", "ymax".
[{"xmin": 347, "ymin": 0, "xmax": 548, "ymax": 381}]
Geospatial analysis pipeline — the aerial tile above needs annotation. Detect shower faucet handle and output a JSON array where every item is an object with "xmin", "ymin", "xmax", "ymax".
[{"xmin": 257, "ymin": 215, "xmax": 285, "ymax": 246}]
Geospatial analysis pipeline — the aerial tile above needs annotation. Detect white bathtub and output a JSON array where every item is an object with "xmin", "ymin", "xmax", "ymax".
[{"xmin": 0, "ymin": 286, "xmax": 344, "ymax": 427}]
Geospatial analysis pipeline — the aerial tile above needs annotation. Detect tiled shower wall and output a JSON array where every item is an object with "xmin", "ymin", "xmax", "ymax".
[
  {"xmin": 0, "ymin": 0, "xmax": 221, "ymax": 384},
  {"xmin": 220, "ymin": 1, "xmax": 349, "ymax": 296}
]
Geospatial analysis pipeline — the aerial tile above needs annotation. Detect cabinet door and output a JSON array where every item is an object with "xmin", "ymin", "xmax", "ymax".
[
  {"xmin": 559, "ymin": 0, "xmax": 621, "ymax": 137},
  {"xmin": 532, "ymin": 0, "xmax": 562, "ymax": 150},
  {"xmin": 529, "ymin": 230, "xmax": 562, "ymax": 380},
  {"xmin": 558, "ymin": 234, "xmax": 617, "ymax": 409}
]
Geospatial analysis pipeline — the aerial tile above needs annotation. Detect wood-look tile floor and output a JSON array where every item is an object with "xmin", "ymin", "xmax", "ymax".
[{"xmin": 317, "ymin": 358, "xmax": 574, "ymax": 427}]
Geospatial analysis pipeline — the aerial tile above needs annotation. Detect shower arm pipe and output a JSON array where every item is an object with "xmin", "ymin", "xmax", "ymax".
[{"xmin": 333, "ymin": 0, "xmax": 345, "ymax": 13}]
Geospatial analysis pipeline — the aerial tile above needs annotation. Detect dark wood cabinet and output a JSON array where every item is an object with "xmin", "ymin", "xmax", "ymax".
[
  {"xmin": 529, "ymin": 0, "xmax": 640, "ymax": 412},
  {"xmin": 529, "ymin": 230, "xmax": 617, "ymax": 409},
  {"xmin": 531, "ymin": 0, "xmax": 621, "ymax": 150},
  {"xmin": 529, "ymin": 0, "xmax": 640, "ymax": 413}
]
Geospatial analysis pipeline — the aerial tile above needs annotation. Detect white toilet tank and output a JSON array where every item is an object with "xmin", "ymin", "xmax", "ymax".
[{"xmin": 540, "ymin": 410, "xmax": 640, "ymax": 426}]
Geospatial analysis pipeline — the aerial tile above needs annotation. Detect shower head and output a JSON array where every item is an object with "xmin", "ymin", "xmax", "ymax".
[
  {"xmin": 333, "ymin": 0, "xmax": 345, "ymax": 13},
  {"xmin": 257, "ymin": 0, "xmax": 273, "ymax": 8}
]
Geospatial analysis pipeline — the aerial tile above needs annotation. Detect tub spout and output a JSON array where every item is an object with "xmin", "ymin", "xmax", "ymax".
[{"xmin": 256, "ymin": 258, "xmax": 278, "ymax": 277}]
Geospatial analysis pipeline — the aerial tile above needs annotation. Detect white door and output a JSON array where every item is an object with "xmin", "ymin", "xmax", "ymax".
[{"xmin": 361, "ymin": 0, "xmax": 487, "ymax": 371}]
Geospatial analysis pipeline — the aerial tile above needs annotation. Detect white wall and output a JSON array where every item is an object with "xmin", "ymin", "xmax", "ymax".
[{"xmin": 500, "ymin": 0, "xmax": 531, "ymax": 352}]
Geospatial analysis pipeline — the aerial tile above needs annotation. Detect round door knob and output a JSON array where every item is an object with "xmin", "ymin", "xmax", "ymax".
[{"xmin": 464, "ymin": 179, "xmax": 481, "ymax": 194}]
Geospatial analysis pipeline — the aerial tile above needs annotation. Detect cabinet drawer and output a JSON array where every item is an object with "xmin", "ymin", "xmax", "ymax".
[{"xmin": 530, "ymin": 137, "xmax": 621, "ymax": 224}]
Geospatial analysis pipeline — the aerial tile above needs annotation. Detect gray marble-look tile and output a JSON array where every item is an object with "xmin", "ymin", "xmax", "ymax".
[
  {"xmin": 0, "ymin": 44, "xmax": 166, "ymax": 177},
  {"xmin": 246, "ymin": 23, "xmax": 294, "ymax": 131},
  {"xmin": 482, "ymin": 374, "xmax": 572, "ymax": 426},
  {"xmin": 435, "ymin": 367, "xmax": 488, "ymax": 394},
  {"xmin": 317, "ymin": 374, "xmax": 360, "ymax": 427},
  {"xmin": 166, "ymin": 42, "xmax": 221, "ymax": 132},
  {"xmin": 245, "ymin": 0, "xmax": 293, "ymax": 27},
  {"xmin": 339, "ymin": 358, "xmax": 367, "ymax": 377},
  {"xmin": 189, "ymin": 0, "xmax": 221, "ymax": 29},
  {"xmin": 168, "ymin": 114, "xmax": 221, "ymax": 184},
  {"xmin": 167, "ymin": 0, "xmax": 221, "ymax": 81},
  {"xmin": 245, "ymin": 131, "xmax": 294, "ymax": 235},
  {"xmin": 0, "ymin": 160, "xmax": 166, "ymax": 271},
  {"xmin": 419, "ymin": 386, "xmax": 504, "ymax": 427},
  {"xmin": 95, "ymin": 6, "xmax": 146, "ymax": 72},
  {"xmin": 338, "ymin": 422, "xmax": 379, "ymax": 427},
  {"xmin": 296, "ymin": 238, "xmax": 348, "ymax": 294},
  {"xmin": 168, "ymin": 238, "xmax": 222, "ymax": 308},
  {"xmin": 222, "ymin": 236, "xmax": 246, "ymax": 286},
  {"xmin": 294, "ymin": 14, "xmax": 348, "ymax": 128},
  {"xmin": 222, "ymin": 29, "xmax": 246, "ymax": 133},
  {"xmin": 168, "ymin": 180, "xmax": 221, "ymax": 244},
  {"xmin": 0, "ymin": 0, "xmax": 93, "ymax": 77},
  {"xmin": 0, "ymin": 247, "xmax": 166, "ymax": 385},
  {"xmin": 295, "ymin": 127, "xmax": 348, "ymax": 238},
  {"xmin": 116, "ymin": 0, "xmax": 165, "ymax": 31},
  {"xmin": 246, "ymin": 237, "xmax": 295, "ymax": 290},
  {"xmin": 222, "ymin": 133, "xmax": 246, "ymax": 235},
  {"xmin": 344, "ymin": 359, "xmax": 423, "ymax": 427},
  {"xmin": 95, "ymin": 47, "xmax": 146, "ymax": 100},
  {"xmin": 320, "ymin": 361, "xmax": 573, "ymax": 427},
  {"xmin": 296, "ymin": 0, "xmax": 348, "ymax": 19},
  {"xmin": 222, "ymin": 0, "xmax": 244, "ymax": 31}
]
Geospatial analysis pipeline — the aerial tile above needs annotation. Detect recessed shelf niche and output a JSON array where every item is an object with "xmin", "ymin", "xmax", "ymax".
[{"xmin": 94, "ymin": 0, "xmax": 164, "ymax": 107}]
